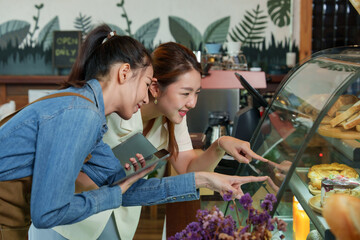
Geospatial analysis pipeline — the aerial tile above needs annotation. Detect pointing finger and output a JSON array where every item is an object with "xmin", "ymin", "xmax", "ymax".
[{"xmin": 241, "ymin": 175, "xmax": 268, "ymax": 184}]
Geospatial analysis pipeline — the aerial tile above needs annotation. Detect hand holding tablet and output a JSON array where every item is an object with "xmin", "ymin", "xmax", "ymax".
[{"xmin": 110, "ymin": 133, "xmax": 170, "ymax": 186}]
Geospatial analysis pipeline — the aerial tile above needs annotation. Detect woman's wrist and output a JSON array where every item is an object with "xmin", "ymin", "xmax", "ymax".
[
  {"xmin": 118, "ymin": 182, "xmax": 128, "ymax": 194},
  {"xmin": 194, "ymin": 172, "xmax": 211, "ymax": 189}
]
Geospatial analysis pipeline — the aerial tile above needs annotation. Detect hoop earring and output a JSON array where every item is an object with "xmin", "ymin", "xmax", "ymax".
[{"xmin": 154, "ymin": 98, "xmax": 158, "ymax": 104}]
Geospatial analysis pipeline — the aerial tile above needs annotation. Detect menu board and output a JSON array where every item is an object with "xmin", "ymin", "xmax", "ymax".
[{"xmin": 52, "ymin": 31, "xmax": 82, "ymax": 68}]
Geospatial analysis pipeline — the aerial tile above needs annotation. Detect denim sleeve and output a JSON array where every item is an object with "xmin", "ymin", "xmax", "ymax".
[
  {"xmin": 30, "ymin": 108, "xmax": 122, "ymax": 228},
  {"xmin": 81, "ymin": 140, "xmax": 124, "ymax": 186},
  {"xmin": 122, "ymin": 172, "xmax": 200, "ymax": 206}
]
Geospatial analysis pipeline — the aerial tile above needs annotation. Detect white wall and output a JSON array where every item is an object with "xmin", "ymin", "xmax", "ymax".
[{"xmin": 0, "ymin": 0, "xmax": 300, "ymax": 48}]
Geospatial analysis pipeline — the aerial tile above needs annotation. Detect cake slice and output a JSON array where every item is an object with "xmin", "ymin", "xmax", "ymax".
[{"xmin": 321, "ymin": 176, "xmax": 360, "ymax": 207}]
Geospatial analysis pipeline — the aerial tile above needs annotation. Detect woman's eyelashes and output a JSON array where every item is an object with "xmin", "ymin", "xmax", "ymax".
[
  {"xmin": 181, "ymin": 91, "xmax": 200, "ymax": 96},
  {"xmin": 146, "ymin": 80, "xmax": 152, "ymax": 88}
]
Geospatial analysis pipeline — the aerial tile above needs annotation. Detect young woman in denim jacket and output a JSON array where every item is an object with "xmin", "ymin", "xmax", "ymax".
[{"xmin": 30, "ymin": 42, "xmax": 270, "ymax": 240}]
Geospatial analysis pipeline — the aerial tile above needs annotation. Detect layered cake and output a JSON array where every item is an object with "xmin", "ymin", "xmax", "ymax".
[{"xmin": 321, "ymin": 175, "xmax": 360, "ymax": 207}]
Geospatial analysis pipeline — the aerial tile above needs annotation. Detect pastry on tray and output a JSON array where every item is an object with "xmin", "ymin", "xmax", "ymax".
[
  {"xmin": 327, "ymin": 94, "xmax": 358, "ymax": 117},
  {"xmin": 308, "ymin": 185, "xmax": 321, "ymax": 195},
  {"xmin": 317, "ymin": 124, "xmax": 360, "ymax": 139},
  {"xmin": 307, "ymin": 162, "xmax": 359, "ymax": 190},
  {"xmin": 317, "ymin": 95, "xmax": 360, "ymax": 139}
]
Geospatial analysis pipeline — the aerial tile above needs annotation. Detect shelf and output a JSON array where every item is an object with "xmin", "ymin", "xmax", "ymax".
[
  {"xmin": 288, "ymin": 167, "xmax": 334, "ymax": 240},
  {"xmin": 321, "ymin": 136, "xmax": 360, "ymax": 164},
  {"xmin": 0, "ymin": 76, "xmax": 64, "ymax": 109},
  {"xmin": 0, "ymin": 75, "xmax": 66, "ymax": 84}
]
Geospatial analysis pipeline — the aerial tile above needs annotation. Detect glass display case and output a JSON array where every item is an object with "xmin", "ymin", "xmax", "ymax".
[{"xmin": 227, "ymin": 46, "xmax": 360, "ymax": 240}]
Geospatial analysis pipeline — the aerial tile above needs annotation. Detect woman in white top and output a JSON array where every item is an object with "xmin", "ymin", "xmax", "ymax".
[{"xmin": 30, "ymin": 42, "xmax": 269, "ymax": 240}]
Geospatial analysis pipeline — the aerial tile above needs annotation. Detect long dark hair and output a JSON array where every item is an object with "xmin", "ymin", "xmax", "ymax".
[
  {"xmin": 62, "ymin": 24, "xmax": 152, "ymax": 88},
  {"xmin": 152, "ymin": 42, "xmax": 202, "ymax": 159}
]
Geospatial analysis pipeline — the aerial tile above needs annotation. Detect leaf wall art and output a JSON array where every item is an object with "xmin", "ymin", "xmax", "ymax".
[{"xmin": 0, "ymin": 0, "xmax": 298, "ymax": 75}]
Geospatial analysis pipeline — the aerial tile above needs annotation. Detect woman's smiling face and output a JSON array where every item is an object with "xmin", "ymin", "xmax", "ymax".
[{"xmin": 156, "ymin": 69, "xmax": 201, "ymax": 124}]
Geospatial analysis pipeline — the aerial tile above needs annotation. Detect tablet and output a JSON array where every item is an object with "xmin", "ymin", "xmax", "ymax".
[
  {"xmin": 110, "ymin": 133, "xmax": 170, "ymax": 185},
  {"xmin": 111, "ymin": 149, "xmax": 170, "ymax": 185},
  {"xmin": 112, "ymin": 132, "xmax": 158, "ymax": 166}
]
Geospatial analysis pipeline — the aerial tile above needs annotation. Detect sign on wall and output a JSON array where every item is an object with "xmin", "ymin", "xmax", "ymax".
[{"xmin": 52, "ymin": 31, "xmax": 82, "ymax": 68}]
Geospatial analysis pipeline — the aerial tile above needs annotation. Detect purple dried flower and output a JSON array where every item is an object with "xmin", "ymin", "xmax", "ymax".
[
  {"xmin": 249, "ymin": 212, "xmax": 260, "ymax": 225},
  {"xmin": 264, "ymin": 193, "xmax": 277, "ymax": 204},
  {"xmin": 239, "ymin": 193, "xmax": 253, "ymax": 210},
  {"xmin": 223, "ymin": 190, "xmax": 233, "ymax": 201},
  {"xmin": 169, "ymin": 192, "xmax": 286, "ymax": 239},
  {"xmin": 187, "ymin": 222, "xmax": 202, "ymax": 232},
  {"xmin": 258, "ymin": 212, "xmax": 271, "ymax": 225},
  {"xmin": 260, "ymin": 199, "xmax": 273, "ymax": 212},
  {"xmin": 240, "ymin": 224, "xmax": 250, "ymax": 234},
  {"xmin": 267, "ymin": 218, "xmax": 275, "ymax": 231},
  {"xmin": 172, "ymin": 230, "xmax": 184, "ymax": 239},
  {"xmin": 248, "ymin": 208, "xmax": 258, "ymax": 224}
]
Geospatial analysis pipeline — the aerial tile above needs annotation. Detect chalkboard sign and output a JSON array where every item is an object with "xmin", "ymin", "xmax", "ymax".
[{"xmin": 52, "ymin": 31, "xmax": 82, "ymax": 68}]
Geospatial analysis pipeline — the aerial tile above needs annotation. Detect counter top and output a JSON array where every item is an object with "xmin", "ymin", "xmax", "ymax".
[{"xmin": 201, "ymin": 70, "xmax": 267, "ymax": 89}]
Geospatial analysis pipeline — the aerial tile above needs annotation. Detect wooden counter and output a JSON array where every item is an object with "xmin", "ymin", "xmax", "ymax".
[{"xmin": 0, "ymin": 75, "xmax": 65, "ymax": 109}]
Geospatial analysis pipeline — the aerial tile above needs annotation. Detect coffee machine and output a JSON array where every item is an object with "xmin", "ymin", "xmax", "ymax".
[{"xmin": 204, "ymin": 111, "xmax": 230, "ymax": 149}]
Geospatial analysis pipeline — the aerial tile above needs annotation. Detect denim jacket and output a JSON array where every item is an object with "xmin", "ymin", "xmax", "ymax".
[{"xmin": 0, "ymin": 79, "xmax": 199, "ymax": 228}]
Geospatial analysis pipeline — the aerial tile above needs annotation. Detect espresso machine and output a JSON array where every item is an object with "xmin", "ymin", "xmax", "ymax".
[{"xmin": 204, "ymin": 111, "xmax": 230, "ymax": 149}]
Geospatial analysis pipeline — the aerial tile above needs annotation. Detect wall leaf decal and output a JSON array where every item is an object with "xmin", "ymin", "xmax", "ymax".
[
  {"xmin": 267, "ymin": 0, "xmax": 291, "ymax": 27},
  {"xmin": 169, "ymin": 16, "xmax": 202, "ymax": 51},
  {"xmin": 0, "ymin": 20, "xmax": 30, "ymax": 49},
  {"xmin": 134, "ymin": 18, "xmax": 160, "ymax": 49},
  {"xmin": 74, "ymin": 13, "xmax": 93, "ymax": 37},
  {"xmin": 229, "ymin": 4, "xmax": 267, "ymax": 48},
  {"xmin": 203, "ymin": 16, "xmax": 230, "ymax": 44},
  {"xmin": 169, "ymin": 16, "xmax": 230, "ymax": 51},
  {"xmin": 38, "ymin": 16, "xmax": 60, "ymax": 51}
]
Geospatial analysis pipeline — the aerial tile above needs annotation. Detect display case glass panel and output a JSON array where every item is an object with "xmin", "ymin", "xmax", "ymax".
[{"xmin": 230, "ymin": 46, "xmax": 360, "ymax": 239}]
